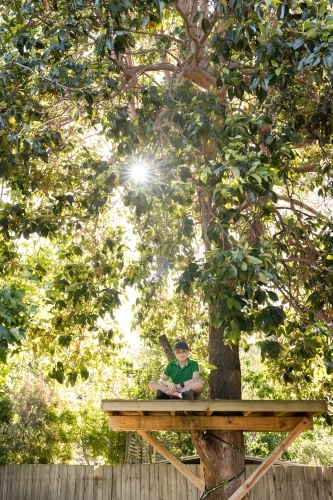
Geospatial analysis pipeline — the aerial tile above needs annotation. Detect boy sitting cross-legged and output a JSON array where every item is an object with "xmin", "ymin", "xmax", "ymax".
[{"xmin": 148, "ymin": 341, "xmax": 204, "ymax": 400}]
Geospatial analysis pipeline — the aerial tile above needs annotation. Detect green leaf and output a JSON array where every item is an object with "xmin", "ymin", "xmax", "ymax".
[
  {"xmin": 58, "ymin": 30, "xmax": 67, "ymax": 42},
  {"xmin": 80, "ymin": 368, "xmax": 89, "ymax": 380},
  {"xmin": 193, "ymin": 11, "xmax": 201, "ymax": 22},
  {"xmin": 255, "ymin": 306, "xmax": 286, "ymax": 330},
  {"xmin": 201, "ymin": 17, "xmax": 210, "ymax": 34},
  {"xmin": 293, "ymin": 38, "xmax": 304, "ymax": 50},
  {"xmin": 227, "ymin": 298, "xmax": 234, "ymax": 309},
  {"xmin": 267, "ymin": 291, "xmax": 279, "ymax": 302},
  {"xmin": 67, "ymin": 372, "xmax": 78, "ymax": 386}
]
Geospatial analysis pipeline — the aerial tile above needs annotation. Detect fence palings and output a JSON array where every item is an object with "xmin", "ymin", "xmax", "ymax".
[{"xmin": 0, "ymin": 463, "xmax": 332, "ymax": 500}]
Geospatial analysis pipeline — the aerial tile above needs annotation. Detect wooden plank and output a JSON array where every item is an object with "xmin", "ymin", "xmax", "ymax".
[
  {"xmin": 138, "ymin": 431, "xmax": 204, "ymax": 491},
  {"xmin": 195, "ymin": 465, "xmax": 202, "ymax": 500},
  {"xmin": 257, "ymin": 465, "xmax": 270, "ymax": 500},
  {"xmin": 0, "ymin": 465, "xmax": 5, "ymax": 499},
  {"xmin": 93, "ymin": 465, "xmax": 101, "ymax": 500},
  {"xmin": 291, "ymin": 465, "xmax": 304, "ymax": 500},
  {"xmin": 101, "ymin": 399, "xmax": 327, "ymax": 415},
  {"xmin": 58, "ymin": 465, "xmax": 68, "ymax": 500},
  {"xmin": 169, "ymin": 464, "xmax": 178, "ymax": 500},
  {"xmin": 130, "ymin": 464, "xmax": 141, "ymax": 500},
  {"xmin": 66, "ymin": 464, "xmax": 76, "ymax": 500},
  {"xmin": 177, "ymin": 464, "xmax": 188, "ymax": 500},
  {"xmin": 0, "ymin": 466, "xmax": 3, "ymax": 499},
  {"xmin": 158, "ymin": 464, "xmax": 169, "ymax": 500},
  {"xmin": 121, "ymin": 464, "xmax": 131, "ymax": 500},
  {"xmin": 1, "ymin": 465, "xmax": 9, "ymax": 500},
  {"xmin": 246, "ymin": 465, "xmax": 258, "ymax": 500},
  {"xmin": 18, "ymin": 465, "xmax": 28, "ymax": 500},
  {"xmin": 266, "ymin": 467, "xmax": 276, "ymax": 500},
  {"xmin": 25, "ymin": 464, "xmax": 34, "ymax": 500},
  {"xmin": 273, "ymin": 466, "xmax": 289, "ymax": 500},
  {"xmin": 322, "ymin": 467, "xmax": 333, "ymax": 500},
  {"xmin": 29, "ymin": 464, "xmax": 41, "ymax": 500},
  {"xmin": 97, "ymin": 466, "xmax": 108, "ymax": 500},
  {"xmin": 140, "ymin": 465, "xmax": 150, "ymax": 500},
  {"xmin": 166, "ymin": 463, "xmax": 174, "ymax": 500},
  {"xmin": 73, "ymin": 465, "xmax": 84, "ymax": 500},
  {"xmin": 83, "ymin": 466, "xmax": 94, "ymax": 500},
  {"xmin": 6, "ymin": 465, "xmax": 16, "ymax": 499},
  {"xmin": 302, "ymin": 466, "xmax": 315, "ymax": 500},
  {"xmin": 131, "ymin": 464, "xmax": 140, "ymax": 500},
  {"xmin": 300, "ymin": 466, "xmax": 313, "ymax": 500},
  {"xmin": 109, "ymin": 415, "xmax": 309, "ymax": 432},
  {"xmin": 285, "ymin": 466, "xmax": 295, "ymax": 500},
  {"xmin": 149, "ymin": 463, "xmax": 158, "ymax": 500},
  {"xmin": 227, "ymin": 417, "xmax": 312, "ymax": 500},
  {"xmin": 106, "ymin": 466, "xmax": 114, "ymax": 500},
  {"xmin": 114, "ymin": 464, "xmax": 122, "ymax": 500},
  {"xmin": 187, "ymin": 465, "xmax": 200, "ymax": 500},
  {"xmin": 38, "ymin": 465, "xmax": 50, "ymax": 500},
  {"xmin": 48, "ymin": 464, "xmax": 59, "ymax": 500},
  {"xmin": 316, "ymin": 466, "xmax": 327, "ymax": 500}
]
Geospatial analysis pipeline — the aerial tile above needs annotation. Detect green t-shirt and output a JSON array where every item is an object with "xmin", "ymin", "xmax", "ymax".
[{"xmin": 164, "ymin": 358, "xmax": 199, "ymax": 384}]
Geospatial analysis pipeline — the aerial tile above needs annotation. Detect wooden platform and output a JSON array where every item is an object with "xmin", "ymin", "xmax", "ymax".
[{"xmin": 101, "ymin": 399, "xmax": 327, "ymax": 432}]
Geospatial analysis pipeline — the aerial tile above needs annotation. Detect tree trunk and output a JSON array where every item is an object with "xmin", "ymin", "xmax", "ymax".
[
  {"xmin": 158, "ymin": 334, "xmax": 176, "ymax": 362},
  {"xmin": 190, "ymin": 324, "xmax": 245, "ymax": 500},
  {"xmin": 194, "ymin": 184, "xmax": 245, "ymax": 499}
]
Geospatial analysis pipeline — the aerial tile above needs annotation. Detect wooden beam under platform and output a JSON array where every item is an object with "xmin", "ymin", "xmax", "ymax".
[
  {"xmin": 108, "ymin": 415, "xmax": 311, "ymax": 432},
  {"xmin": 137, "ymin": 430, "xmax": 205, "ymax": 491},
  {"xmin": 101, "ymin": 400, "xmax": 327, "ymax": 499}
]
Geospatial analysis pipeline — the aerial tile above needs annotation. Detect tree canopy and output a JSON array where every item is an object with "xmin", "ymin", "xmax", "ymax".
[
  {"xmin": 0, "ymin": 0, "xmax": 332, "ymax": 385},
  {"xmin": 1, "ymin": 0, "xmax": 333, "ymax": 496}
]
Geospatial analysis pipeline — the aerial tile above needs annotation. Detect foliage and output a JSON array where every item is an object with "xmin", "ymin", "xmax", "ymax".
[
  {"xmin": 242, "ymin": 350, "xmax": 333, "ymax": 465},
  {"xmin": 0, "ymin": 377, "xmax": 76, "ymax": 463},
  {"xmin": 0, "ymin": 0, "xmax": 332, "ymax": 386},
  {"xmin": 77, "ymin": 400, "xmax": 127, "ymax": 465},
  {"xmin": 1, "ymin": 1, "xmax": 333, "ymax": 493}
]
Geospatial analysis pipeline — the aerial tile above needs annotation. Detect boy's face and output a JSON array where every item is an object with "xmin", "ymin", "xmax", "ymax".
[{"xmin": 174, "ymin": 349, "xmax": 189, "ymax": 362}]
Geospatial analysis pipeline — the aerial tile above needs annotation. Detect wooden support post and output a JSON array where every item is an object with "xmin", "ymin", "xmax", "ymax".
[
  {"xmin": 227, "ymin": 417, "xmax": 312, "ymax": 500},
  {"xmin": 137, "ymin": 430, "xmax": 205, "ymax": 491}
]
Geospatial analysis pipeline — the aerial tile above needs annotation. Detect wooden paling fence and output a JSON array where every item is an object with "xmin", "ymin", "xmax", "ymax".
[{"xmin": 0, "ymin": 463, "xmax": 332, "ymax": 500}]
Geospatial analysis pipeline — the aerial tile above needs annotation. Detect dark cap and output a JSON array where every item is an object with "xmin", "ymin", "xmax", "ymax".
[{"xmin": 173, "ymin": 341, "xmax": 189, "ymax": 351}]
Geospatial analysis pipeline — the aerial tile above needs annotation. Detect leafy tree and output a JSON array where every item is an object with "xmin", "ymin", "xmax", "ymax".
[
  {"xmin": 0, "ymin": 377, "xmax": 76, "ymax": 463},
  {"xmin": 1, "ymin": 0, "xmax": 333, "ymax": 497},
  {"xmin": 242, "ymin": 351, "xmax": 333, "ymax": 465}
]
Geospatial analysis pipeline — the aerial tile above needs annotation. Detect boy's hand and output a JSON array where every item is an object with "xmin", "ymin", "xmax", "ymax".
[{"xmin": 165, "ymin": 383, "xmax": 177, "ymax": 395}]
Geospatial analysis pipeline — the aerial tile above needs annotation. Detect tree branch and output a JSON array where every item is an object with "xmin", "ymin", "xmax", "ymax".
[
  {"xmin": 277, "ymin": 195, "xmax": 325, "ymax": 218},
  {"xmin": 175, "ymin": 0, "xmax": 200, "ymax": 51},
  {"xmin": 294, "ymin": 162, "xmax": 321, "ymax": 173}
]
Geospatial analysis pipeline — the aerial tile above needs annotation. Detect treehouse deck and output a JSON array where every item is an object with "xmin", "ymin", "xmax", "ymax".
[
  {"xmin": 101, "ymin": 399, "xmax": 327, "ymax": 432},
  {"xmin": 101, "ymin": 399, "xmax": 328, "ymax": 500}
]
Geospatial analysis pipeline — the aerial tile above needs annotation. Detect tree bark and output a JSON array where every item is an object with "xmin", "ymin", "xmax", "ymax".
[
  {"xmin": 158, "ymin": 334, "xmax": 176, "ymax": 362},
  {"xmin": 190, "ymin": 324, "xmax": 245, "ymax": 500},
  {"xmin": 194, "ymin": 185, "xmax": 245, "ymax": 499}
]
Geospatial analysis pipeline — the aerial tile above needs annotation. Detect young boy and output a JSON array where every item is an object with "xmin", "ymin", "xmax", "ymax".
[{"xmin": 148, "ymin": 341, "xmax": 204, "ymax": 400}]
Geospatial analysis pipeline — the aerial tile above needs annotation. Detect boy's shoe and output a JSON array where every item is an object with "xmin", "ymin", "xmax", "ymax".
[
  {"xmin": 156, "ymin": 389, "xmax": 170, "ymax": 399},
  {"xmin": 182, "ymin": 389, "xmax": 194, "ymax": 400}
]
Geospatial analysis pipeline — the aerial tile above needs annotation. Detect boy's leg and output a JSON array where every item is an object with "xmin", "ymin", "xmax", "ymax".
[
  {"xmin": 149, "ymin": 380, "xmax": 204, "ymax": 399},
  {"xmin": 179, "ymin": 380, "xmax": 204, "ymax": 398},
  {"xmin": 148, "ymin": 381, "xmax": 168, "ymax": 394}
]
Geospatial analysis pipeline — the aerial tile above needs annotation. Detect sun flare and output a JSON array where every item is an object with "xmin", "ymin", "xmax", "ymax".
[{"xmin": 130, "ymin": 162, "xmax": 149, "ymax": 183}]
